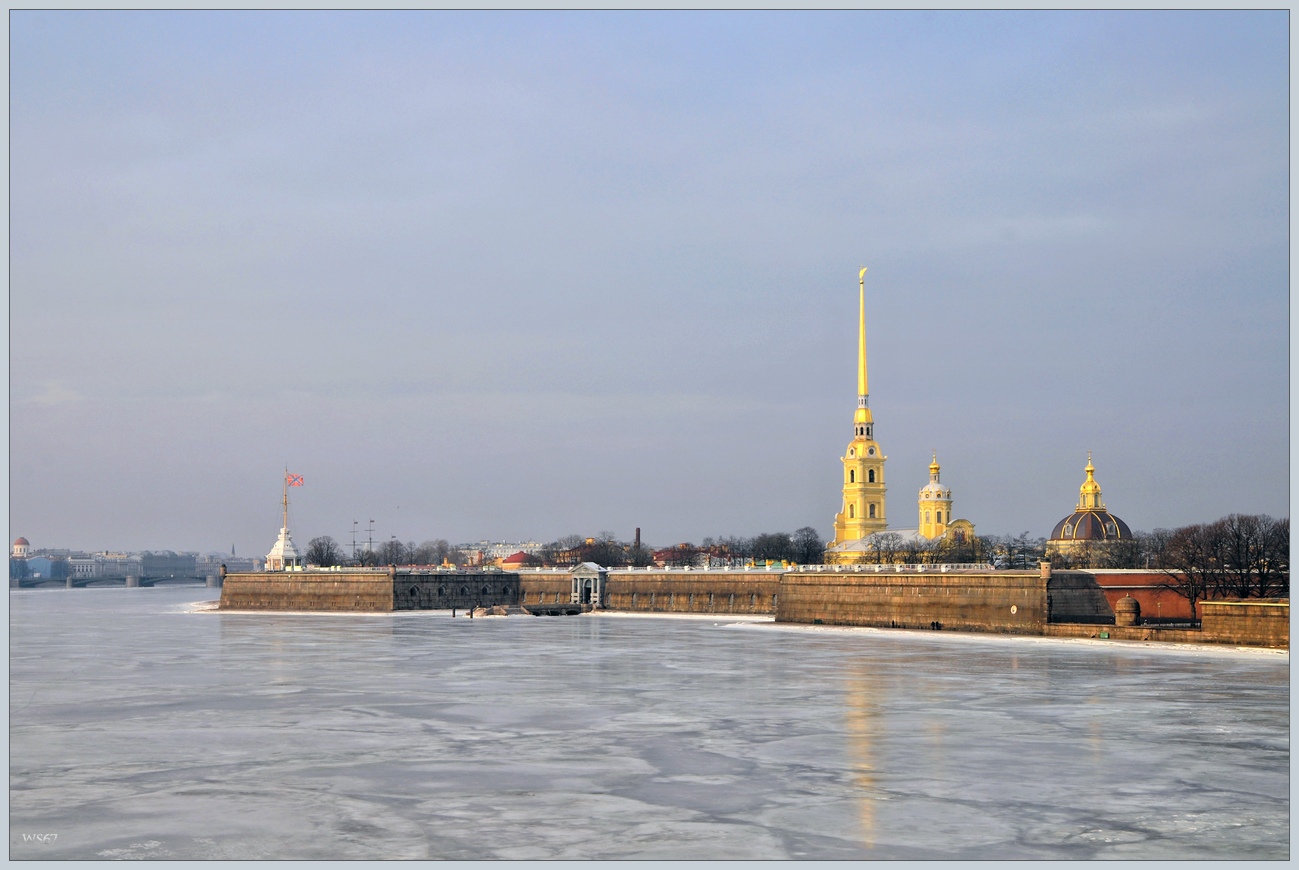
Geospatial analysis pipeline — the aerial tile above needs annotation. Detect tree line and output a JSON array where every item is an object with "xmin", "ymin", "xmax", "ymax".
[
  {"xmin": 1151, "ymin": 514, "xmax": 1288, "ymax": 617},
  {"xmin": 302, "ymin": 527, "xmax": 830, "ymax": 569},
  {"xmin": 304, "ymin": 537, "xmax": 470, "ymax": 569}
]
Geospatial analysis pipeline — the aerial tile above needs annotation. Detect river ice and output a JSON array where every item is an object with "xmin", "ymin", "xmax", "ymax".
[{"xmin": 8, "ymin": 586, "xmax": 1289, "ymax": 860}]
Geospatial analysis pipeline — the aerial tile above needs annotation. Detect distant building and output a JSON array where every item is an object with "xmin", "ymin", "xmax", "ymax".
[
  {"xmin": 196, "ymin": 554, "xmax": 261, "ymax": 576},
  {"xmin": 465, "ymin": 540, "xmax": 545, "ymax": 561},
  {"xmin": 12, "ymin": 537, "xmax": 30, "ymax": 558},
  {"xmin": 498, "ymin": 551, "xmax": 542, "ymax": 569},
  {"xmin": 1046, "ymin": 454, "xmax": 1132, "ymax": 562},
  {"xmin": 24, "ymin": 556, "xmax": 68, "ymax": 580},
  {"xmin": 68, "ymin": 557, "xmax": 96, "ymax": 580}
]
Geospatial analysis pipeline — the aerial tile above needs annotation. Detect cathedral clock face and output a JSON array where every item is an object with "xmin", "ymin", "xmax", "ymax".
[{"xmin": 868, "ymin": 447, "xmax": 875, "ymax": 456}]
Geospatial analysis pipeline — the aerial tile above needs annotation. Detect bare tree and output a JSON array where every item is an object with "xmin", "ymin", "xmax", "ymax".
[
  {"xmin": 899, "ymin": 535, "xmax": 931, "ymax": 565},
  {"xmin": 306, "ymin": 536, "xmax": 344, "ymax": 568},
  {"xmin": 1216, "ymin": 514, "xmax": 1290, "ymax": 599},
  {"xmin": 414, "ymin": 539, "xmax": 464, "ymax": 566},
  {"xmin": 376, "ymin": 538, "xmax": 410, "ymax": 566},
  {"xmin": 752, "ymin": 532, "xmax": 795, "ymax": 564},
  {"xmin": 1259, "ymin": 516, "xmax": 1289, "ymax": 598},
  {"xmin": 626, "ymin": 541, "xmax": 653, "ymax": 567},
  {"xmin": 932, "ymin": 529, "xmax": 984, "ymax": 564},
  {"xmin": 792, "ymin": 527, "xmax": 825, "ymax": 565},
  {"xmin": 1157, "ymin": 515, "xmax": 1290, "ymax": 614},
  {"xmin": 1158, "ymin": 522, "xmax": 1223, "ymax": 619},
  {"xmin": 662, "ymin": 543, "xmax": 700, "ymax": 568},
  {"xmin": 870, "ymin": 531, "xmax": 901, "ymax": 565}
]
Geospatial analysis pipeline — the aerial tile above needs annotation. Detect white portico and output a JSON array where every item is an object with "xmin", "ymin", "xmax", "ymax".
[{"xmin": 570, "ymin": 562, "xmax": 608, "ymax": 608}]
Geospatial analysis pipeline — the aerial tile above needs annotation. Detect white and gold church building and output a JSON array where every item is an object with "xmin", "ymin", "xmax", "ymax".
[{"xmin": 825, "ymin": 268, "xmax": 975, "ymax": 564}]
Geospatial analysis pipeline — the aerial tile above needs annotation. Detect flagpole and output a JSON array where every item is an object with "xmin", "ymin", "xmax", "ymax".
[{"xmin": 282, "ymin": 467, "xmax": 289, "ymax": 532}]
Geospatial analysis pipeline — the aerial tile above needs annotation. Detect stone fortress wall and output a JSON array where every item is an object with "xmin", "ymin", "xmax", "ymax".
[
  {"xmin": 219, "ymin": 565, "xmax": 1286, "ymax": 648},
  {"xmin": 776, "ymin": 566, "xmax": 1286, "ymax": 648},
  {"xmin": 220, "ymin": 568, "xmax": 521, "ymax": 612},
  {"xmin": 603, "ymin": 570, "xmax": 781, "ymax": 615},
  {"xmin": 776, "ymin": 568, "xmax": 1049, "ymax": 632}
]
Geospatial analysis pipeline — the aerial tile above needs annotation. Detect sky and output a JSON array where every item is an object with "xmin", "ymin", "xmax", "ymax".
[{"xmin": 8, "ymin": 10, "xmax": 1290, "ymax": 556}]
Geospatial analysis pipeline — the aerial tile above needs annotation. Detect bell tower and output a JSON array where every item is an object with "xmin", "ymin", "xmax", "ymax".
[
  {"xmin": 917, "ymin": 453, "xmax": 953, "ymax": 539},
  {"xmin": 833, "ymin": 267, "xmax": 887, "ymax": 544}
]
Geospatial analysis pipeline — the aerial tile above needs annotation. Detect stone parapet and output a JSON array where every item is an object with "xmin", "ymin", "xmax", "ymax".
[
  {"xmin": 220, "ymin": 571, "xmax": 395, "ymax": 611},
  {"xmin": 220, "ymin": 569, "xmax": 521, "ymax": 612},
  {"xmin": 1199, "ymin": 600, "xmax": 1289, "ymax": 648},
  {"xmin": 777, "ymin": 571, "xmax": 1049, "ymax": 633},
  {"xmin": 1043, "ymin": 624, "xmax": 1202, "ymax": 644},
  {"xmin": 606, "ymin": 570, "xmax": 781, "ymax": 614},
  {"xmin": 517, "ymin": 571, "xmax": 574, "ymax": 606}
]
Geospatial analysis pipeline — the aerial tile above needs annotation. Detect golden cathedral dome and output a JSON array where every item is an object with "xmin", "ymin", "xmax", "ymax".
[{"xmin": 1049, "ymin": 453, "xmax": 1131, "ymax": 543}]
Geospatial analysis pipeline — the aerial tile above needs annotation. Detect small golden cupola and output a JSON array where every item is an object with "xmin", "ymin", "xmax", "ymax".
[
  {"xmin": 917, "ymin": 452, "xmax": 953, "ymax": 540},
  {"xmin": 1077, "ymin": 453, "xmax": 1103, "ymax": 510}
]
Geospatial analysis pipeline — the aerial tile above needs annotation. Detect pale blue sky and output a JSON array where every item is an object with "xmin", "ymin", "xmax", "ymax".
[{"xmin": 9, "ymin": 10, "xmax": 1289, "ymax": 554}]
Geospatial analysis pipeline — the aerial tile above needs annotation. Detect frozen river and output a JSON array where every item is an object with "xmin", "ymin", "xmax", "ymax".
[{"xmin": 9, "ymin": 586, "xmax": 1289, "ymax": 860}]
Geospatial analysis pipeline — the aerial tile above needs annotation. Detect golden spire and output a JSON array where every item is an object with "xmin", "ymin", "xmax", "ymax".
[
  {"xmin": 930, "ymin": 452, "xmax": 940, "ymax": 481},
  {"xmin": 853, "ymin": 267, "xmax": 873, "ymax": 432},
  {"xmin": 858, "ymin": 267, "xmax": 868, "ymax": 400}
]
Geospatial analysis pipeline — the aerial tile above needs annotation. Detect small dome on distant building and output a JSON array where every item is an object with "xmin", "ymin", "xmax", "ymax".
[{"xmin": 12, "ymin": 537, "xmax": 30, "ymax": 557}]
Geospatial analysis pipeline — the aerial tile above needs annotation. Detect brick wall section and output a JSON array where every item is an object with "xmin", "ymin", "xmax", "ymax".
[
  {"xmin": 1200, "ymin": 600, "xmax": 1289, "ymax": 648},
  {"xmin": 1084, "ymin": 570, "xmax": 1196, "ymax": 620},
  {"xmin": 605, "ymin": 570, "xmax": 781, "ymax": 614},
  {"xmin": 776, "ymin": 571, "xmax": 1050, "ymax": 633}
]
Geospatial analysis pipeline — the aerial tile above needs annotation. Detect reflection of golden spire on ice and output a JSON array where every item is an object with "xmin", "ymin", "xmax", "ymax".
[{"xmin": 843, "ymin": 670, "xmax": 878, "ymax": 848}]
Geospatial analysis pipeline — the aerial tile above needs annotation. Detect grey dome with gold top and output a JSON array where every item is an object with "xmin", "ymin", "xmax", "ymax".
[{"xmin": 1049, "ymin": 454, "xmax": 1131, "ymax": 542}]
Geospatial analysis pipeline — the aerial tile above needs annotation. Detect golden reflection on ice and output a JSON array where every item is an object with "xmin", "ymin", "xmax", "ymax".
[{"xmin": 843, "ymin": 669, "xmax": 880, "ymax": 848}]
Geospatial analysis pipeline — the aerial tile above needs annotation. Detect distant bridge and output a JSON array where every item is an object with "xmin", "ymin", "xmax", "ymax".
[{"xmin": 12, "ymin": 575, "xmax": 218, "ymax": 589}]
